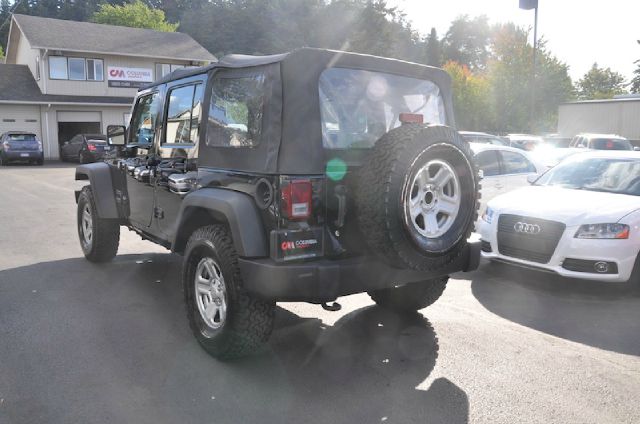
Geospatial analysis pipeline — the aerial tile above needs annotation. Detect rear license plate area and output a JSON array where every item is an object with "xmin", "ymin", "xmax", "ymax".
[
  {"xmin": 270, "ymin": 228, "xmax": 323, "ymax": 261},
  {"xmin": 20, "ymin": 153, "xmax": 29, "ymax": 157}
]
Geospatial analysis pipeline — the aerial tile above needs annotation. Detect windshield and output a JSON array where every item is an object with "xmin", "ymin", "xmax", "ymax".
[
  {"xmin": 319, "ymin": 68, "xmax": 446, "ymax": 149},
  {"xmin": 535, "ymin": 156, "xmax": 640, "ymax": 195},
  {"xmin": 7, "ymin": 134, "xmax": 37, "ymax": 141},
  {"xmin": 591, "ymin": 138, "xmax": 632, "ymax": 150}
]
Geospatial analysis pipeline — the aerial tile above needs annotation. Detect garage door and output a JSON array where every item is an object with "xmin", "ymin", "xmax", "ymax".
[
  {"xmin": 0, "ymin": 105, "xmax": 41, "ymax": 139},
  {"xmin": 57, "ymin": 111, "xmax": 102, "ymax": 123}
]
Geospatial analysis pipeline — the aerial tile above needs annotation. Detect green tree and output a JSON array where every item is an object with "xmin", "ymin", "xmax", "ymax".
[
  {"xmin": 576, "ymin": 63, "xmax": 627, "ymax": 99},
  {"xmin": 443, "ymin": 60, "xmax": 492, "ymax": 131},
  {"xmin": 632, "ymin": 40, "xmax": 640, "ymax": 93},
  {"xmin": 488, "ymin": 23, "xmax": 573, "ymax": 132},
  {"xmin": 0, "ymin": 44, "xmax": 4, "ymax": 59},
  {"xmin": 424, "ymin": 27, "xmax": 441, "ymax": 67},
  {"xmin": 442, "ymin": 15, "xmax": 491, "ymax": 72},
  {"xmin": 91, "ymin": 0, "xmax": 178, "ymax": 32}
]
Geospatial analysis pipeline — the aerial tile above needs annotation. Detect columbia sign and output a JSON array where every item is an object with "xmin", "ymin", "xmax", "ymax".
[{"xmin": 107, "ymin": 66, "xmax": 153, "ymax": 88}]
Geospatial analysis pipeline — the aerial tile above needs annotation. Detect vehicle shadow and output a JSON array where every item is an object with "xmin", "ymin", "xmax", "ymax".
[
  {"xmin": 0, "ymin": 254, "xmax": 468, "ymax": 424},
  {"xmin": 470, "ymin": 260, "xmax": 640, "ymax": 356}
]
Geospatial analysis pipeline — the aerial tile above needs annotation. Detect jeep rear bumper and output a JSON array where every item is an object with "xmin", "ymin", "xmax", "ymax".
[{"xmin": 238, "ymin": 239, "xmax": 480, "ymax": 302}]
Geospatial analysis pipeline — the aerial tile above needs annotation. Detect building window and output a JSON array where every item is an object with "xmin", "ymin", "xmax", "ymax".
[
  {"xmin": 68, "ymin": 57, "xmax": 86, "ymax": 80},
  {"xmin": 49, "ymin": 56, "xmax": 68, "ymax": 79},
  {"xmin": 155, "ymin": 63, "xmax": 188, "ymax": 80},
  {"xmin": 48, "ymin": 56, "xmax": 103, "ymax": 81},
  {"xmin": 35, "ymin": 56, "xmax": 41, "ymax": 80},
  {"xmin": 86, "ymin": 59, "xmax": 104, "ymax": 81},
  {"xmin": 164, "ymin": 83, "xmax": 203, "ymax": 145}
]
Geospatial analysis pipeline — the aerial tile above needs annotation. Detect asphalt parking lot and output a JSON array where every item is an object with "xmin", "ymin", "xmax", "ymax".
[{"xmin": 1, "ymin": 163, "xmax": 639, "ymax": 424}]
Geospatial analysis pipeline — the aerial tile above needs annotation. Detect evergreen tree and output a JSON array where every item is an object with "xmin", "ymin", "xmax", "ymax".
[{"xmin": 425, "ymin": 27, "xmax": 441, "ymax": 67}]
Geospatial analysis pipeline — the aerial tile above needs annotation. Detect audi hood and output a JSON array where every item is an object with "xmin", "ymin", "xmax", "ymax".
[{"xmin": 487, "ymin": 185, "xmax": 640, "ymax": 226}]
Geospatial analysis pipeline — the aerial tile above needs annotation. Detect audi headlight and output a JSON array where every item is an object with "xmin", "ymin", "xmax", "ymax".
[
  {"xmin": 482, "ymin": 207, "xmax": 495, "ymax": 224},
  {"xmin": 574, "ymin": 223, "xmax": 629, "ymax": 239}
]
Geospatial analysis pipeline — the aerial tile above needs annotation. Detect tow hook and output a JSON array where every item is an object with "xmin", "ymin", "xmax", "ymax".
[{"xmin": 321, "ymin": 301, "xmax": 342, "ymax": 312}]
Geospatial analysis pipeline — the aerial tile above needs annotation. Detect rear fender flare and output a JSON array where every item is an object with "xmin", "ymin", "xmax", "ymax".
[
  {"xmin": 172, "ymin": 188, "xmax": 268, "ymax": 258},
  {"xmin": 75, "ymin": 163, "xmax": 119, "ymax": 219}
]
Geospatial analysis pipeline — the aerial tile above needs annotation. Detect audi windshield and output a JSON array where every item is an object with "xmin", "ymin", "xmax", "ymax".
[{"xmin": 535, "ymin": 155, "xmax": 640, "ymax": 196}]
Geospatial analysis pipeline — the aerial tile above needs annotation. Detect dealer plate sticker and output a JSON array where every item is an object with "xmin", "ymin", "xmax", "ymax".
[{"xmin": 271, "ymin": 228, "xmax": 323, "ymax": 261}]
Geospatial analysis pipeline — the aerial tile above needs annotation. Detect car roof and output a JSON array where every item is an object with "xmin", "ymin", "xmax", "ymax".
[
  {"xmin": 507, "ymin": 133, "xmax": 543, "ymax": 141},
  {"xmin": 459, "ymin": 131, "xmax": 498, "ymax": 137},
  {"xmin": 83, "ymin": 134, "xmax": 106, "ymax": 139},
  {"xmin": 469, "ymin": 142, "xmax": 532, "ymax": 154},
  {"xmin": 575, "ymin": 133, "xmax": 626, "ymax": 140},
  {"xmin": 567, "ymin": 150, "xmax": 640, "ymax": 159},
  {"xmin": 4, "ymin": 131, "xmax": 36, "ymax": 135},
  {"xmin": 144, "ymin": 47, "xmax": 451, "ymax": 90}
]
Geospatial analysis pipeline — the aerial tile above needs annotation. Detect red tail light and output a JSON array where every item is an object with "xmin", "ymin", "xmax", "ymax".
[
  {"xmin": 87, "ymin": 144, "xmax": 97, "ymax": 152},
  {"xmin": 281, "ymin": 179, "xmax": 312, "ymax": 220}
]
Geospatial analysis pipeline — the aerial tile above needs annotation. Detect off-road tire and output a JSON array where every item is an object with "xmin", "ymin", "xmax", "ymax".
[
  {"xmin": 356, "ymin": 124, "xmax": 480, "ymax": 271},
  {"xmin": 36, "ymin": 158, "xmax": 44, "ymax": 166},
  {"xmin": 77, "ymin": 185, "xmax": 120, "ymax": 262},
  {"xmin": 368, "ymin": 277, "xmax": 448, "ymax": 312},
  {"xmin": 183, "ymin": 225, "xmax": 275, "ymax": 360}
]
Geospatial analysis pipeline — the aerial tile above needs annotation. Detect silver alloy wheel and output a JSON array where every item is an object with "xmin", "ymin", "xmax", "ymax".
[
  {"xmin": 195, "ymin": 257, "xmax": 228, "ymax": 330},
  {"xmin": 405, "ymin": 159, "xmax": 461, "ymax": 238},
  {"xmin": 81, "ymin": 204, "xmax": 93, "ymax": 247}
]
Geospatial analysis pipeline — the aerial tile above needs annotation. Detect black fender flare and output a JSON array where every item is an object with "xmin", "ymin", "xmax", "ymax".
[
  {"xmin": 75, "ymin": 163, "xmax": 119, "ymax": 219},
  {"xmin": 172, "ymin": 188, "xmax": 268, "ymax": 258}
]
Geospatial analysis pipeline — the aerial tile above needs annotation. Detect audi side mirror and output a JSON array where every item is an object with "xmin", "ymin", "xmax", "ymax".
[{"xmin": 107, "ymin": 125, "xmax": 126, "ymax": 146}]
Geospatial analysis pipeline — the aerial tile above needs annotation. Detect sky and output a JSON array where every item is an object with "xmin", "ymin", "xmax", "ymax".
[{"xmin": 387, "ymin": 0, "xmax": 639, "ymax": 82}]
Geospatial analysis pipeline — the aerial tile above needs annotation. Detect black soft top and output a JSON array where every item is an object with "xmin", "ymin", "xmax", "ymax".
[{"xmin": 145, "ymin": 48, "xmax": 455, "ymax": 174}]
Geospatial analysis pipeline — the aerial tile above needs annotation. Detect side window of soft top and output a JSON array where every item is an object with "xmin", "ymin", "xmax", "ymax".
[{"xmin": 206, "ymin": 72, "xmax": 266, "ymax": 148}]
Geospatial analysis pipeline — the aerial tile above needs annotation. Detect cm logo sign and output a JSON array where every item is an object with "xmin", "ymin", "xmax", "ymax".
[{"xmin": 109, "ymin": 69, "xmax": 125, "ymax": 78}]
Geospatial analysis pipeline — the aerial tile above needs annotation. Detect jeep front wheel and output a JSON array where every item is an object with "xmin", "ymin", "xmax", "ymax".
[
  {"xmin": 183, "ymin": 225, "xmax": 275, "ymax": 360},
  {"xmin": 77, "ymin": 186, "xmax": 120, "ymax": 262},
  {"xmin": 368, "ymin": 277, "xmax": 448, "ymax": 312}
]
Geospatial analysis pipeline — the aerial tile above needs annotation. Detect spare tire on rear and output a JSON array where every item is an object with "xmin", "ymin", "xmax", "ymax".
[{"xmin": 356, "ymin": 124, "xmax": 479, "ymax": 271}]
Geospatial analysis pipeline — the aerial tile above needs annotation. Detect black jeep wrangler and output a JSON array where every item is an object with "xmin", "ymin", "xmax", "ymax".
[{"xmin": 75, "ymin": 48, "xmax": 480, "ymax": 359}]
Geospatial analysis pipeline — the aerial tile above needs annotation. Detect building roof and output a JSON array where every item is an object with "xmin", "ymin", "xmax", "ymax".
[
  {"xmin": 11, "ymin": 14, "xmax": 216, "ymax": 63},
  {"xmin": 0, "ymin": 64, "xmax": 132, "ymax": 105}
]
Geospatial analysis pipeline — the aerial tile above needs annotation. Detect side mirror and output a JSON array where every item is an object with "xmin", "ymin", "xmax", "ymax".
[
  {"xmin": 527, "ymin": 174, "xmax": 538, "ymax": 184},
  {"xmin": 107, "ymin": 125, "xmax": 126, "ymax": 146}
]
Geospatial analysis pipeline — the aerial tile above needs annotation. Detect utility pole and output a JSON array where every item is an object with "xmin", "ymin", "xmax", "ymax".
[{"xmin": 520, "ymin": 0, "xmax": 539, "ymax": 133}]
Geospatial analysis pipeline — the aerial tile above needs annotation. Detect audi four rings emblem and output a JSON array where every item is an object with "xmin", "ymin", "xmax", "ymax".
[{"xmin": 513, "ymin": 222, "xmax": 542, "ymax": 234}]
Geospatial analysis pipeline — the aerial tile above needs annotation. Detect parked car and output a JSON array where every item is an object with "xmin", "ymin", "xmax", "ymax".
[
  {"xmin": 478, "ymin": 151, "xmax": 640, "ymax": 284},
  {"xmin": 471, "ymin": 143, "xmax": 543, "ymax": 217},
  {"xmin": 0, "ymin": 131, "xmax": 44, "ymax": 166},
  {"xmin": 505, "ymin": 133, "xmax": 544, "ymax": 151},
  {"xmin": 60, "ymin": 134, "xmax": 111, "ymax": 163},
  {"xmin": 569, "ymin": 133, "xmax": 633, "ymax": 151},
  {"xmin": 542, "ymin": 134, "xmax": 572, "ymax": 148},
  {"xmin": 459, "ymin": 131, "xmax": 508, "ymax": 146},
  {"xmin": 75, "ymin": 48, "xmax": 481, "ymax": 360}
]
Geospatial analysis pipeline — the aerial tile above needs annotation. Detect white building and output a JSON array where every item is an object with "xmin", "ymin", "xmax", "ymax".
[
  {"xmin": 1, "ymin": 14, "xmax": 216, "ymax": 159},
  {"xmin": 558, "ymin": 97, "xmax": 640, "ymax": 144}
]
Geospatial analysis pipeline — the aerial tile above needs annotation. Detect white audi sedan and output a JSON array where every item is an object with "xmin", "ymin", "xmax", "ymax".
[{"xmin": 478, "ymin": 151, "xmax": 640, "ymax": 283}]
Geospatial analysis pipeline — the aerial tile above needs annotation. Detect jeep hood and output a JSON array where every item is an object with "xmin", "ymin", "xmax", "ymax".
[{"xmin": 487, "ymin": 185, "xmax": 640, "ymax": 226}]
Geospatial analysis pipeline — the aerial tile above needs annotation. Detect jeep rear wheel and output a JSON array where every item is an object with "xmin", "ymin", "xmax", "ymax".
[
  {"xmin": 183, "ymin": 225, "xmax": 275, "ymax": 360},
  {"xmin": 368, "ymin": 277, "xmax": 448, "ymax": 312},
  {"xmin": 356, "ymin": 125, "xmax": 479, "ymax": 271},
  {"xmin": 77, "ymin": 186, "xmax": 120, "ymax": 262}
]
